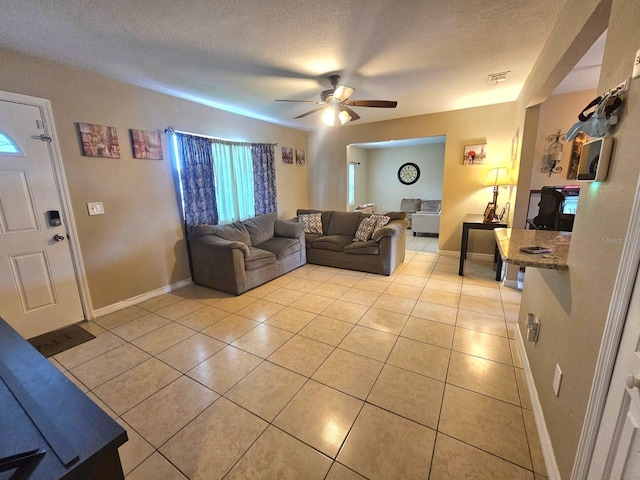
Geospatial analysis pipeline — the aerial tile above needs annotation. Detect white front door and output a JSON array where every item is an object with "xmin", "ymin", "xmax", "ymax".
[
  {"xmin": 0, "ymin": 98, "xmax": 83, "ymax": 338},
  {"xmin": 588, "ymin": 260, "xmax": 640, "ymax": 478}
]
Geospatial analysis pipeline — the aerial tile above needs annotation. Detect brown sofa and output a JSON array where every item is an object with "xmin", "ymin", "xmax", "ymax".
[
  {"xmin": 188, "ymin": 213, "xmax": 305, "ymax": 295},
  {"xmin": 296, "ymin": 209, "xmax": 409, "ymax": 276}
]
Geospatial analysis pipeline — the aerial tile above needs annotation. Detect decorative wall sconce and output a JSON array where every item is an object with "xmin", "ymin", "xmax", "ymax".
[{"xmin": 543, "ymin": 130, "xmax": 565, "ymax": 176}]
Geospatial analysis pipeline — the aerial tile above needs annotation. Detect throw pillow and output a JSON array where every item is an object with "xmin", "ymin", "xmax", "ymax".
[
  {"xmin": 354, "ymin": 217, "xmax": 378, "ymax": 241},
  {"xmin": 298, "ymin": 213, "xmax": 323, "ymax": 234},
  {"xmin": 369, "ymin": 214, "xmax": 391, "ymax": 229}
]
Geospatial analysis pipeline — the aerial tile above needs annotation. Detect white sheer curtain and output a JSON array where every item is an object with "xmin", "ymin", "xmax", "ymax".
[{"xmin": 212, "ymin": 141, "xmax": 255, "ymax": 224}]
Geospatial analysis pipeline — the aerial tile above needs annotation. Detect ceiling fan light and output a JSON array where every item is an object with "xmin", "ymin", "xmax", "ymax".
[
  {"xmin": 339, "ymin": 109, "xmax": 352, "ymax": 125},
  {"xmin": 321, "ymin": 107, "xmax": 335, "ymax": 126},
  {"xmin": 321, "ymin": 107, "xmax": 352, "ymax": 127}
]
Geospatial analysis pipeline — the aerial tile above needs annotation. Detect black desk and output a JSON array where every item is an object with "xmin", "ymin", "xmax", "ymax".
[
  {"xmin": 458, "ymin": 214, "xmax": 507, "ymax": 281},
  {"xmin": 0, "ymin": 318, "xmax": 127, "ymax": 480}
]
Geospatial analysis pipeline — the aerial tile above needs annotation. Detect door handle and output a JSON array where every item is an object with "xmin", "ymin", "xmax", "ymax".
[
  {"xmin": 53, "ymin": 234, "xmax": 65, "ymax": 242},
  {"xmin": 625, "ymin": 374, "xmax": 640, "ymax": 389}
]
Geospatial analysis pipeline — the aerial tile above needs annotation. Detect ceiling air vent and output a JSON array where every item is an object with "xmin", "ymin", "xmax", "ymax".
[{"xmin": 488, "ymin": 71, "xmax": 510, "ymax": 84}]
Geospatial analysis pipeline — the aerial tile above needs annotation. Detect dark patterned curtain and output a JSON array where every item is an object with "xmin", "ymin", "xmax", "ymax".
[
  {"xmin": 175, "ymin": 133, "xmax": 218, "ymax": 228},
  {"xmin": 251, "ymin": 143, "xmax": 277, "ymax": 215}
]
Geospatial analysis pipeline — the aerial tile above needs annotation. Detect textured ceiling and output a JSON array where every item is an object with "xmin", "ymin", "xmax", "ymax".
[{"xmin": 0, "ymin": 0, "xmax": 573, "ymax": 130}]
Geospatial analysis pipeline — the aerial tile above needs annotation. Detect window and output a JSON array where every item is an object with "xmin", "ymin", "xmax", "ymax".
[
  {"xmin": 0, "ymin": 131, "xmax": 20, "ymax": 154},
  {"xmin": 172, "ymin": 131, "xmax": 276, "ymax": 228},
  {"xmin": 348, "ymin": 162, "xmax": 356, "ymax": 206},
  {"xmin": 212, "ymin": 142, "xmax": 255, "ymax": 224}
]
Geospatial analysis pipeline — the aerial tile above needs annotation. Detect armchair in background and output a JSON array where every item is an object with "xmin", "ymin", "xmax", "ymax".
[
  {"xmin": 411, "ymin": 200, "xmax": 441, "ymax": 236},
  {"xmin": 400, "ymin": 198, "xmax": 422, "ymax": 228}
]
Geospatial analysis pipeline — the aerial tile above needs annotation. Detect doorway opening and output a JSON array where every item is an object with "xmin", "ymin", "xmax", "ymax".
[{"xmin": 346, "ymin": 135, "xmax": 446, "ymax": 215}]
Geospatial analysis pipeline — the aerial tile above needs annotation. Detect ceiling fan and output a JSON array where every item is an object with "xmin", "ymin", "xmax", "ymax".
[{"xmin": 276, "ymin": 75, "xmax": 398, "ymax": 126}]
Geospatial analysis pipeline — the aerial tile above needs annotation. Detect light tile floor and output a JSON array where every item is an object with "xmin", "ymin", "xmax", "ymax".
[{"xmin": 51, "ymin": 234, "xmax": 547, "ymax": 479}]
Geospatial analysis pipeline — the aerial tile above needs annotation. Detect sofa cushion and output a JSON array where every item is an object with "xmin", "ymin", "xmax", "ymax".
[
  {"xmin": 354, "ymin": 217, "xmax": 378, "ymax": 242},
  {"xmin": 212, "ymin": 222, "xmax": 251, "ymax": 246},
  {"xmin": 305, "ymin": 233, "xmax": 324, "ymax": 246},
  {"xmin": 344, "ymin": 240, "xmax": 380, "ymax": 255},
  {"xmin": 244, "ymin": 247, "xmax": 276, "ymax": 271},
  {"xmin": 244, "ymin": 213, "xmax": 276, "ymax": 246},
  {"xmin": 327, "ymin": 211, "xmax": 362, "ymax": 237},
  {"xmin": 298, "ymin": 213, "xmax": 323, "ymax": 234},
  {"xmin": 311, "ymin": 235, "xmax": 354, "ymax": 252},
  {"xmin": 420, "ymin": 200, "xmax": 441, "ymax": 213},
  {"xmin": 256, "ymin": 237, "xmax": 301, "ymax": 260},
  {"xmin": 275, "ymin": 219, "xmax": 304, "ymax": 238},
  {"xmin": 190, "ymin": 224, "xmax": 218, "ymax": 237}
]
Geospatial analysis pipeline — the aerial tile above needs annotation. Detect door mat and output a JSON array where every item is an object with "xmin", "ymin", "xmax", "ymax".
[{"xmin": 28, "ymin": 324, "xmax": 95, "ymax": 358}]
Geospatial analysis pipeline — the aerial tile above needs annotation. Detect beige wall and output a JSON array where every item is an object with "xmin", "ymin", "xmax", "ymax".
[
  {"xmin": 515, "ymin": 0, "xmax": 640, "ymax": 477},
  {"xmin": 308, "ymin": 102, "xmax": 518, "ymax": 254},
  {"xmin": 0, "ymin": 48, "xmax": 307, "ymax": 311}
]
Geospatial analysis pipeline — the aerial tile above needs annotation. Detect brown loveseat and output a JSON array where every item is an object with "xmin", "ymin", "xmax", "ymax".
[
  {"xmin": 296, "ymin": 209, "xmax": 409, "ymax": 276},
  {"xmin": 188, "ymin": 213, "xmax": 305, "ymax": 295}
]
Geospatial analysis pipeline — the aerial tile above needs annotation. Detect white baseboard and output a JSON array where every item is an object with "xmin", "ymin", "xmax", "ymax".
[
  {"xmin": 515, "ymin": 328, "xmax": 561, "ymax": 480},
  {"xmin": 503, "ymin": 279, "xmax": 520, "ymax": 289},
  {"xmin": 91, "ymin": 278, "xmax": 193, "ymax": 319},
  {"xmin": 437, "ymin": 249, "xmax": 494, "ymax": 262}
]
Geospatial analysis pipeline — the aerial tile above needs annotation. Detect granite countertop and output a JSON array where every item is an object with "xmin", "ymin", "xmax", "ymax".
[{"xmin": 494, "ymin": 228, "xmax": 571, "ymax": 270}]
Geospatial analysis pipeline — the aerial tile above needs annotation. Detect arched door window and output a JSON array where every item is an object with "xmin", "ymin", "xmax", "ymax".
[{"xmin": 0, "ymin": 131, "xmax": 21, "ymax": 155}]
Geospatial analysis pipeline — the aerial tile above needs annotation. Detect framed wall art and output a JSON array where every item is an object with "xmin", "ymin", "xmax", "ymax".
[
  {"xmin": 463, "ymin": 143, "xmax": 486, "ymax": 165},
  {"xmin": 510, "ymin": 133, "xmax": 519, "ymax": 167},
  {"xmin": 78, "ymin": 123, "xmax": 120, "ymax": 158},
  {"xmin": 295, "ymin": 149, "xmax": 306, "ymax": 165},
  {"xmin": 483, "ymin": 202, "xmax": 496, "ymax": 223},
  {"xmin": 131, "ymin": 129, "xmax": 163, "ymax": 160},
  {"xmin": 282, "ymin": 147, "xmax": 293, "ymax": 164}
]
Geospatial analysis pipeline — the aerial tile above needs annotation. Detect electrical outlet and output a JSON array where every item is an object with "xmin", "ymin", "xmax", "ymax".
[
  {"xmin": 526, "ymin": 313, "xmax": 540, "ymax": 342},
  {"xmin": 87, "ymin": 202, "xmax": 104, "ymax": 216},
  {"xmin": 553, "ymin": 364, "xmax": 563, "ymax": 397}
]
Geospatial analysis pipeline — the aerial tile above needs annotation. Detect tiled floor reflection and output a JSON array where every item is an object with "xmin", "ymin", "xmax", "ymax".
[{"xmin": 54, "ymin": 234, "xmax": 547, "ymax": 479}]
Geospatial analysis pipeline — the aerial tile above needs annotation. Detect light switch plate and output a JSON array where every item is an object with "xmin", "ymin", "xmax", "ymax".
[
  {"xmin": 553, "ymin": 364, "xmax": 563, "ymax": 397},
  {"xmin": 87, "ymin": 202, "xmax": 104, "ymax": 215}
]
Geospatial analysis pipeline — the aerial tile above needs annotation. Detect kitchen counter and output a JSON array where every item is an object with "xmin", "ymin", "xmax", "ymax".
[{"xmin": 494, "ymin": 228, "xmax": 571, "ymax": 270}]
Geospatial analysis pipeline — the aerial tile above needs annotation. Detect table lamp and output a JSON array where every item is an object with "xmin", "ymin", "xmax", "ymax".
[{"xmin": 483, "ymin": 167, "xmax": 513, "ymax": 220}]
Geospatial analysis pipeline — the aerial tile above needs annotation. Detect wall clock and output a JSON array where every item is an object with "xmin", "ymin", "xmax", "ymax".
[{"xmin": 398, "ymin": 162, "xmax": 420, "ymax": 185}]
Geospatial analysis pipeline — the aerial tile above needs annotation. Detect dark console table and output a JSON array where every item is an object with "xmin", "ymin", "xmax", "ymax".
[
  {"xmin": 0, "ymin": 318, "xmax": 127, "ymax": 480},
  {"xmin": 458, "ymin": 214, "xmax": 507, "ymax": 281}
]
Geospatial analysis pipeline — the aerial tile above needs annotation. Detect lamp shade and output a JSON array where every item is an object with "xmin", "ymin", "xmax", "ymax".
[
  {"xmin": 322, "ymin": 107, "xmax": 352, "ymax": 127},
  {"xmin": 483, "ymin": 167, "xmax": 512, "ymax": 187}
]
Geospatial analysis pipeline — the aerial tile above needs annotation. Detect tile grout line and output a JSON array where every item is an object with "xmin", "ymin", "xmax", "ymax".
[{"xmin": 66, "ymin": 248, "xmax": 540, "ymax": 478}]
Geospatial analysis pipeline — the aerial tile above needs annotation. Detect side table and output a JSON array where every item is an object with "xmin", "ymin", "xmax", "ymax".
[{"xmin": 458, "ymin": 214, "xmax": 507, "ymax": 280}]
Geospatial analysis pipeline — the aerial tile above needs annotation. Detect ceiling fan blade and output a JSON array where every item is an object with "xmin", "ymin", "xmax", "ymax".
[
  {"xmin": 342, "ymin": 107, "xmax": 361, "ymax": 121},
  {"xmin": 276, "ymin": 99, "xmax": 322, "ymax": 103},
  {"xmin": 333, "ymin": 85, "xmax": 355, "ymax": 101},
  {"xmin": 347, "ymin": 100, "xmax": 398, "ymax": 108},
  {"xmin": 294, "ymin": 107, "xmax": 327, "ymax": 119}
]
